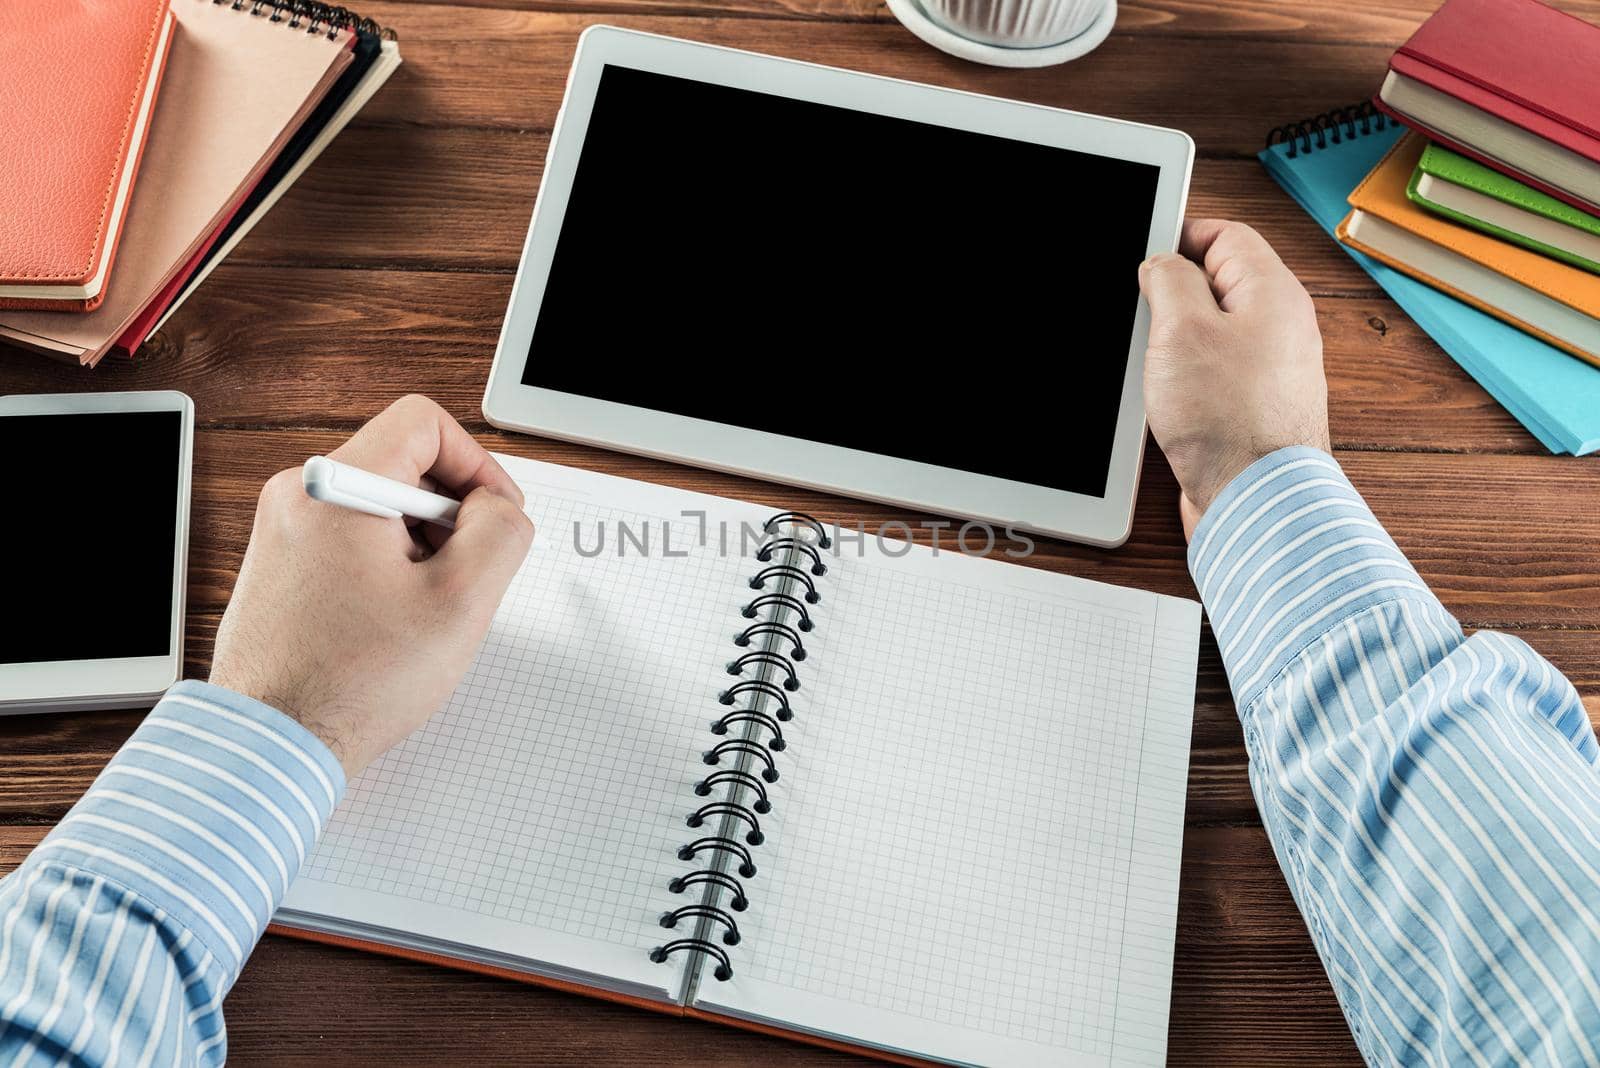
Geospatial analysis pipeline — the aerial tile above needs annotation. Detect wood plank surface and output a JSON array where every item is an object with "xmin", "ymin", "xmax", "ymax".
[
  {"xmin": 4, "ymin": 0, "xmax": 1598, "ymax": 1063},
  {"xmin": 343, "ymin": 5, "xmax": 1395, "ymax": 145},
  {"xmin": 382, "ymin": 0, "xmax": 1600, "ymax": 38},
  {"xmin": 57, "ymin": 126, "xmax": 1369, "ymax": 288},
  {"xmin": 0, "ymin": 822, "xmax": 1362, "ymax": 1063},
  {"xmin": 0, "ymin": 263, "xmax": 1544, "ymax": 453},
  {"xmin": 2, "ymin": 431, "xmax": 1596, "ymax": 827},
  {"xmin": 0, "ymin": 427, "xmax": 1589, "ymax": 630}
]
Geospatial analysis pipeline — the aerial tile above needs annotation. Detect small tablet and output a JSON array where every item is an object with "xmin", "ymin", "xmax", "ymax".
[
  {"xmin": 0, "ymin": 391, "xmax": 194, "ymax": 714},
  {"xmin": 484, "ymin": 27, "xmax": 1194, "ymax": 545}
]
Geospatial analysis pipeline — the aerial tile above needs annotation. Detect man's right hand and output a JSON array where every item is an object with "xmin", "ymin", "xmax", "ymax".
[
  {"xmin": 1138, "ymin": 218, "xmax": 1332, "ymax": 536},
  {"xmin": 209, "ymin": 395, "xmax": 535, "ymax": 778}
]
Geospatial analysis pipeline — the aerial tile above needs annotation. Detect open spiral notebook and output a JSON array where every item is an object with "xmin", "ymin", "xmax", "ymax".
[{"xmin": 272, "ymin": 454, "xmax": 1201, "ymax": 1068}]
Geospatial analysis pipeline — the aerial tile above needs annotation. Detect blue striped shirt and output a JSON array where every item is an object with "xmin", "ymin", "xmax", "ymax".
[
  {"xmin": 0, "ymin": 681, "xmax": 344, "ymax": 1066},
  {"xmin": 2, "ymin": 446, "xmax": 1597, "ymax": 1065},
  {"xmin": 1192, "ymin": 447, "xmax": 1600, "ymax": 1066}
]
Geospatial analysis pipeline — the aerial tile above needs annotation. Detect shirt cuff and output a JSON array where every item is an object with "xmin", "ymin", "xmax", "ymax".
[
  {"xmin": 1187, "ymin": 447, "xmax": 1442, "ymax": 710},
  {"xmin": 31, "ymin": 680, "xmax": 345, "ymax": 977}
]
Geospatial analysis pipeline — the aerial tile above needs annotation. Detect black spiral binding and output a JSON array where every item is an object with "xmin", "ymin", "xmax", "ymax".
[
  {"xmin": 1265, "ymin": 101, "xmax": 1389, "ymax": 159},
  {"xmin": 212, "ymin": 0, "xmax": 399, "ymax": 41},
  {"xmin": 650, "ymin": 512, "xmax": 831, "ymax": 984}
]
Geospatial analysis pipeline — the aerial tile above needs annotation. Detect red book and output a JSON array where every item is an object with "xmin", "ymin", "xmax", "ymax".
[{"xmin": 1374, "ymin": 0, "xmax": 1600, "ymax": 213}]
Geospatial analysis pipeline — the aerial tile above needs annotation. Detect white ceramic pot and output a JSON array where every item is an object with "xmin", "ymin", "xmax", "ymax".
[{"xmin": 918, "ymin": 0, "xmax": 1111, "ymax": 47}]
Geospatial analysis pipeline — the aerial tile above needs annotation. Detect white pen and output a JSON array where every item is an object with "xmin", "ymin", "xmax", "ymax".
[{"xmin": 301, "ymin": 455, "xmax": 461, "ymax": 530}]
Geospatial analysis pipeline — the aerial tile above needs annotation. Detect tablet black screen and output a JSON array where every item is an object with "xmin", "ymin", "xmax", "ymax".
[
  {"xmin": 523, "ymin": 64, "xmax": 1161, "ymax": 498},
  {"xmin": 0, "ymin": 411, "xmax": 182, "ymax": 663}
]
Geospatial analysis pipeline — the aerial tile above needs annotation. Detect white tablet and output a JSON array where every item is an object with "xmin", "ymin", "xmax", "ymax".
[
  {"xmin": 0, "ymin": 391, "xmax": 193, "ymax": 714},
  {"xmin": 483, "ymin": 26, "xmax": 1194, "ymax": 546}
]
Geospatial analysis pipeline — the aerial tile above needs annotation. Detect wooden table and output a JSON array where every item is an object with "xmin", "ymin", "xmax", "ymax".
[{"xmin": 5, "ymin": 0, "xmax": 1600, "ymax": 1062}]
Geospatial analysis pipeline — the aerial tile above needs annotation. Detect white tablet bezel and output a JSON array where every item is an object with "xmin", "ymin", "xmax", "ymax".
[
  {"xmin": 483, "ymin": 26, "xmax": 1194, "ymax": 546},
  {"xmin": 0, "ymin": 391, "xmax": 193, "ymax": 715}
]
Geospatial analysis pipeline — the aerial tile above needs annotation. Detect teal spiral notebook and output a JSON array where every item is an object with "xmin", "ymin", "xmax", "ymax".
[{"xmin": 1258, "ymin": 105, "xmax": 1600, "ymax": 455}]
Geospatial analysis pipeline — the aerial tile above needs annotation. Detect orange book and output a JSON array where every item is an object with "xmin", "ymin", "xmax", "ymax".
[
  {"xmin": 1337, "ymin": 132, "xmax": 1600, "ymax": 367},
  {"xmin": 270, "ymin": 455, "xmax": 1203, "ymax": 1068},
  {"xmin": 0, "ymin": 0, "xmax": 176, "ymax": 312}
]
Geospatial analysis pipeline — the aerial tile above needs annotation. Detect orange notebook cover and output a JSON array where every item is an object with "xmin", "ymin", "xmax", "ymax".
[
  {"xmin": 1336, "ymin": 133, "xmax": 1600, "ymax": 367},
  {"xmin": 0, "ymin": 0, "xmax": 176, "ymax": 312}
]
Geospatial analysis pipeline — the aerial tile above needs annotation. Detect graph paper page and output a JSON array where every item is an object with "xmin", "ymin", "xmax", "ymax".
[
  {"xmin": 279, "ymin": 454, "xmax": 782, "ymax": 1000},
  {"xmin": 695, "ymin": 537, "xmax": 1201, "ymax": 1067}
]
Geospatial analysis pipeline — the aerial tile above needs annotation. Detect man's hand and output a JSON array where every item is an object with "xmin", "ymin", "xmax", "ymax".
[
  {"xmin": 209, "ymin": 395, "xmax": 535, "ymax": 777},
  {"xmin": 1139, "ymin": 218, "xmax": 1331, "ymax": 536}
]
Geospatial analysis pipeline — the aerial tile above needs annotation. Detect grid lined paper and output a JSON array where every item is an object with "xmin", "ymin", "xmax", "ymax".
[
  {"xmin": 297, "ymin": 462, "xmax": 760, "ymax": 958},
  {"xmin": 713, "ymin": 540, "xmax": 1200, "ymax": 1066},
  {"xmin": 280, "ymin": 454, "xmax": 1199, "ymax": 1065}
]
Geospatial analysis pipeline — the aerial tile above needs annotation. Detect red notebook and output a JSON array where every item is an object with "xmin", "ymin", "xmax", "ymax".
[{"xmin": 1375, "ymin": 0, "xmax": 1600, "ymax": 212}]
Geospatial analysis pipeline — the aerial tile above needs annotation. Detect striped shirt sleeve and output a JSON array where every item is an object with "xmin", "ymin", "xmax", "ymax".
[
  {"xmin": 1191, "ymin": 446, "xmax": 1600, "ymax": 1067},
  {"xmin": 0, "ymin": 680, "xmax": 344, "ymax": 1067}
]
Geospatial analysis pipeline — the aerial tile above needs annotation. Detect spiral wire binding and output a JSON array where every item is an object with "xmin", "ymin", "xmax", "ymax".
[
  {"xmin": 213, "ymin": 0, "xmax": 399, "ymax": 41},
  {"xmin": 695, "ymin": 770, "xmax": 773, "ymax": 814},
  {"xmin": 668, "ymin": 870, "xmax": 749, "ymax": 910},
  {"xmin": 711, "ymin": 708, "xmax": 786, "ymax": 750},
  {"xmin": 651, "ymin": 512, "xmax": 831, "ymax": 985},
  {"xmin": 678, "ymin": 837, "xmax": 757, "ymax": 878},
  {"xmin": 720, "ymin": 679, "xmax": 793, "ymax": 721},
  {"xmin": 703, "ymin": 739, "xmax": 780, "ymax": 782},
  {"xmin": 733, "ymin": 620, "xmax": 806, "ymax": 660},
  {"xmin": 1265, "ymin": 101, "xmax": 1388, "ymax": 159}
]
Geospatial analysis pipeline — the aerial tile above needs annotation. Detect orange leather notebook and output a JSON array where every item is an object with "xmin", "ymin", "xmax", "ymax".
[
  {"xmin": 0, "ymin": 0, "xmax": 176, "ymax": 312},
  {"xmin": 267, "ymin": 456, "xmax": 1202, "ymax": 1068},
  {"xmin": 1337, "ymin": 132, "xmax": 1600, "ymax": 367}
]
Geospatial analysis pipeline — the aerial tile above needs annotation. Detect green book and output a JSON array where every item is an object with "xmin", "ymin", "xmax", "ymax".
[{"xmin": 1407, "ymin": 144, "xmax": 1600, "ymax": 275}]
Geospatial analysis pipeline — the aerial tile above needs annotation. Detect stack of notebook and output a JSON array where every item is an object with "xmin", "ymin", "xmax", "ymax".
[
  {"xmin": 0, "ymin": 0, "xmax": 400, "ymax": 366},
  {"xmin": 1259, "ymin": 0, "xmax": 1600, "ymax": 454}
]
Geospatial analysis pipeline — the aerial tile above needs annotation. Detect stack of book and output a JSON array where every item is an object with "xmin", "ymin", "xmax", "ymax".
[
  {"xmin": 1344, "ymin": 0, "xmax": 1599, "ymax": 367},
  {"xmin": 0, "ymin": 0, "xmax": 400, "ymax": 366},
  {"xmin": 1258, "ymin": 0, "xmax": 1600, "ymax": 454}
]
